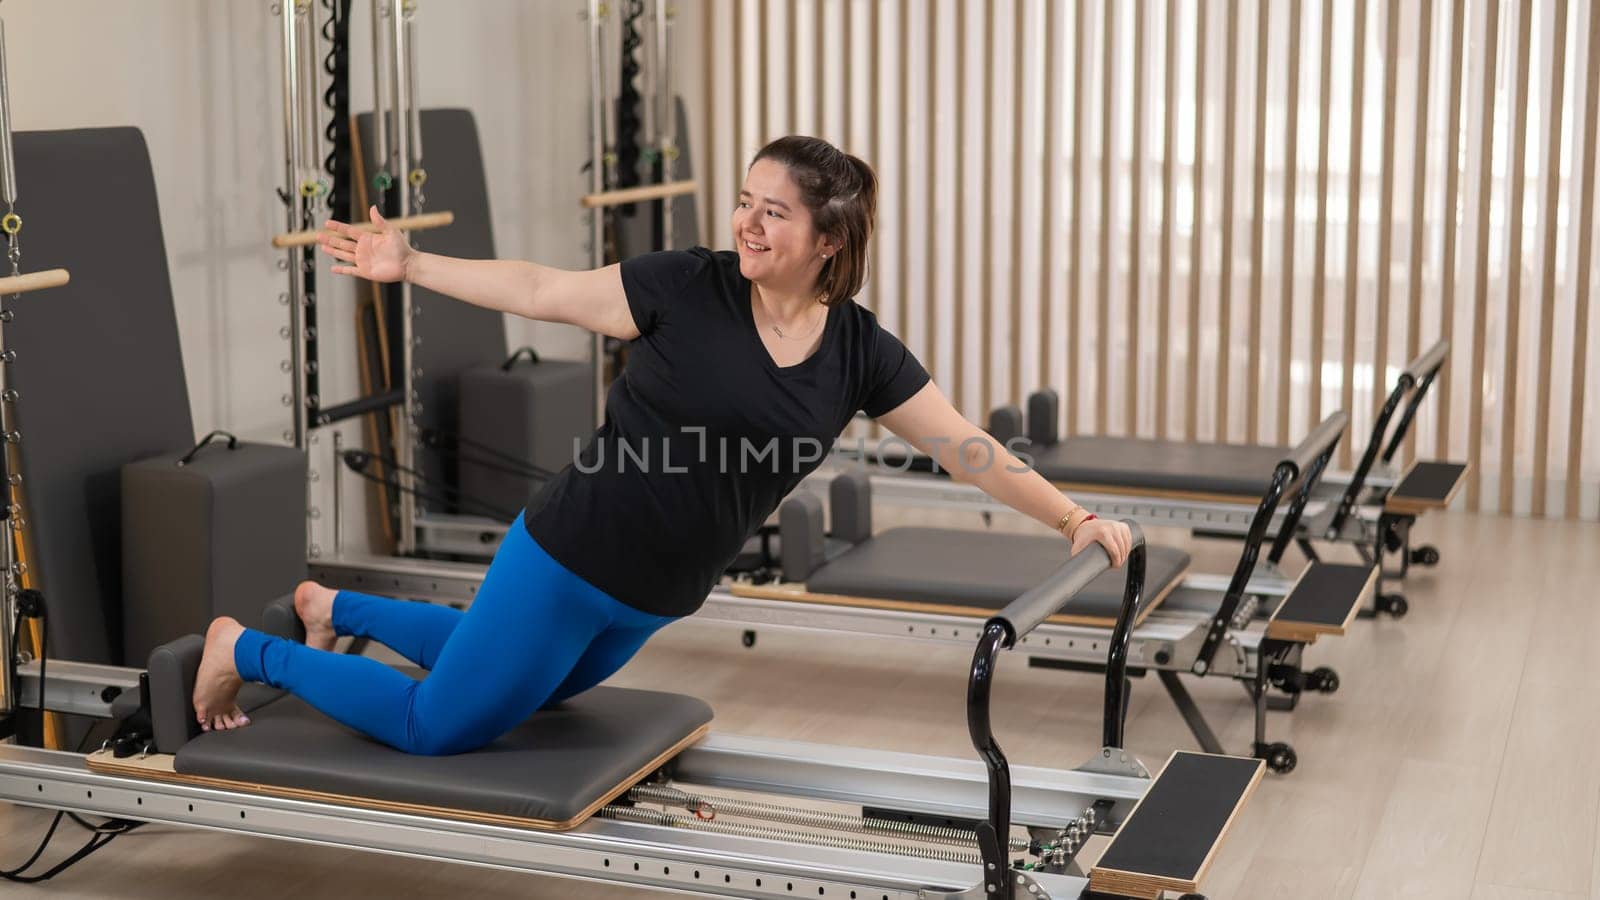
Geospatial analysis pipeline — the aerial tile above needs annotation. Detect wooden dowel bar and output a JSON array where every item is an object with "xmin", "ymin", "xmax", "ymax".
[
  {"xmin": 272, "ymin": 210, "xmax": 455, "ymax": 248},
  {"xmin": 0, "ymin": 268, "xmax": 69, "ymax": 295},
  {"xmin": 579, "ymin": 180, "xmax": 697, "ymax": 209}
]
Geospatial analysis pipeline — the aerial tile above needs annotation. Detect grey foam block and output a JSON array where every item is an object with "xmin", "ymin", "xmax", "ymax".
[
  {"xmin": 457, "ymin": 355, "xmax": 594, "ymax": 517},
  {"xmin": 122, "ymin": 442, "xmax": 307, "ymax": 664}
]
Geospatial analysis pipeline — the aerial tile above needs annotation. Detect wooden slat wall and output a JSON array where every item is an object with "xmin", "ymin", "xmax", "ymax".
[{"xmin": 697, "ymin": 0, "xmax": 1600, "ymax": 519}]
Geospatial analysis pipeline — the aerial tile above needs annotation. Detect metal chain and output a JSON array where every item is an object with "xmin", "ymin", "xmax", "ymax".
[
  {"xmin": 626, "ymin": 784, "xmax": 1030, "ymax": 852},
  {"xmin": 598, "ymin": 804, "xmax": 981, "ymax": 865}
]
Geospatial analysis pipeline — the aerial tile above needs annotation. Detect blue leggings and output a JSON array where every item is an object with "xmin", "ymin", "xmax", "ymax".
[{"xmin": 232, "ymin": 514, "xmax": 677, "ymax": 756}]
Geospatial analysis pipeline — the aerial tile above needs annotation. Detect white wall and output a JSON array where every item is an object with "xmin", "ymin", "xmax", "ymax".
[{"xmin": 1, "ymin": 1, "xmax": 694, "ymax": 552}]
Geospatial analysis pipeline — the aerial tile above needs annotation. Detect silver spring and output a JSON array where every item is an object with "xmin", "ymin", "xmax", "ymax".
[
  {"xmin": 1230, "ymin": 594, "xmax": 1260, "ymax": 631},
  {"xmin": 627, "ymin": 784, "xmax": 1029, "ymax": 852},
  {"xmin": 599, "ymin": 804, "xmax": 980, "ymax": 865}
]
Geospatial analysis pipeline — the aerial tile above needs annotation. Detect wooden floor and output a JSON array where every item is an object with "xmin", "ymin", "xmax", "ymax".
[{"xmin": 3, "ymin": 508, "xmax": 1598, "ymax": 898}]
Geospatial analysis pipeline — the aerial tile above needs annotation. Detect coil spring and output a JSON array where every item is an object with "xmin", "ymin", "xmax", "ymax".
[
  {"xmin": 600, "ymin": 804, "xmax": 980, "ymax": 865},
  {"xmin": 1231, "ymin": 594, "xmax": 1260, "ymax": 631},
  {"xmin": 613, "ymin": 0, "xmax": 646, "ymax": 214},
  {"xmin": 628, "ymin": 784, "xmax": 1029, "ymax": 852}
]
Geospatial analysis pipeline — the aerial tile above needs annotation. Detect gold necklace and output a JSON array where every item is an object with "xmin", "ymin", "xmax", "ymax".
[{"xmin": 759, "ymin": 293, "xmax": 827, "ymax": 341}]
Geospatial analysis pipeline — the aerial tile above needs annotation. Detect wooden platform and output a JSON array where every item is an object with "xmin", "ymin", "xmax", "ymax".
[
  {"xmin": 1264, "ymin": 562, "xmax": 1376, "ymax": 643},
  {"xmin": 1385, "ymin": 461, "xmax": 1469, "ymax": 516},
  {"xmin": 1089, "ymin": 751, "xmax": 1265, "ymax": 898}
]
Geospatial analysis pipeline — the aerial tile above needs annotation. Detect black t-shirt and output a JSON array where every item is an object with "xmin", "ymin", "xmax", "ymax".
[{"xmin": 523, "ymin": 247, "xmax": 930, "ymax": 617}]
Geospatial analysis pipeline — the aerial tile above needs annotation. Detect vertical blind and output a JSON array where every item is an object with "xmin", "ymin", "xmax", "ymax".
[{"xmin": 697, "ymin": 0, "xmax": 1600, "ymax": 519}]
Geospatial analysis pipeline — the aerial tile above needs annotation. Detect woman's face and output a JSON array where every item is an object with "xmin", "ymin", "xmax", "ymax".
[{"xmin": 732, "ymin": 159, "xmax": 835, "ymax": 291}]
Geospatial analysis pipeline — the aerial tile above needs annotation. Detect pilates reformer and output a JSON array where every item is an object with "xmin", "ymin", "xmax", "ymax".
[
  {"xmin": 817, "ymin": 340, "xmax": 1465, "ymax": 619},
  {"xmin": 7, "ymin": 520, "xmax": 1265, "ymax": 898},
  {"xmin": 0, "ymin": 100, "xmax": 1277, "ymax": 896},
  {"xmin": 727, "ymin": 423, "xmax": 1369, "ymax": 775}
]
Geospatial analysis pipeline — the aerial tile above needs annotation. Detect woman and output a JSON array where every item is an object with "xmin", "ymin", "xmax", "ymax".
[{"xmin": 190, "ymin": 135, "xmax": 1133, "ymax": 754}]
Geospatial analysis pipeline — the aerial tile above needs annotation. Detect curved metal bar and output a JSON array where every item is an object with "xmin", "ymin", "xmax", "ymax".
[
  {"xmin": 1103, "ymin": 537, "xmax": 1146, "ymax": 750},
  {"xmin": 1197, "ymin": 462, "xmax": 1294, "ymax": 670},
  {"xmin": 967, "ymin": 520, "xmax": 1146, "ymax": 895},
  {"xmin": 966, "ymin": 622, "xmax": 1013, "ymax": 898},
  {"xmin": 1381, "ymin": 341, "xmax": 1450, "ymax": 464},
  {"xmin": 1329, "ymin": 378, "xmax": 1410, "ymax": 537}
]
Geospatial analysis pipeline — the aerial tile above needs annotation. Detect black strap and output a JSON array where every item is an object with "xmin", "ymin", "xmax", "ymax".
[
  {"xmin": 500, "ymin": 346, "xmax": 542, "ymax": 371},
  {"xmin": 176, "ymin": 430, "xmax": 239, "ymax": 467},
  {"xmin": 340, "ymin": 449, "xmax": 521, "ymax": 522}
]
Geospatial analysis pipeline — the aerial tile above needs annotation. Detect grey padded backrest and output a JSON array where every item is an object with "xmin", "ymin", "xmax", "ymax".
[
  {"xmin": 828, "ymin": 470, "xmax": 873, "ymax": 544},
  {"xmin": 355, "ymin": 109, "xmax": 507, "ymax": 501},
  {"xmin": 987, "ymin": 405, "xmax": 1024, "ymax": 445},
  {"xmin": 779, "ymin": 492, "xmax": 827, "ymax": 582},
  {"xmin": 1027, "ymin": 389, "xmax": 1061, "ymax": 446},
  {"xmin": 11, "ymin": 128, "xmax": 196, "ymax": 665}
]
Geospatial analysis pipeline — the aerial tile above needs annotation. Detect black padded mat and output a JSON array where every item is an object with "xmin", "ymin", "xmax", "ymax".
[
  {"xmin": 10, "ymin": 128, "xmax": 196, "ymax": 665},
  {"xmin": 1392, "ymin": 461, "xmax": 1468, "ymax": 504},
  {"xmin": 806, "ymin": 527, "xmax": 1189, "ymax": 618},
  {"xmin": 1093, "ymin": 752, "xmax": 1260, "ymax": 883},
  {"xmin": 1027, "ymin": 437, "xmax": 1289, "ymax": 498},
  {"xmin": 355, "ymin": 109, "xmax": 509, "ymax": 505},
  {"xmin": 174, "ymin": 684, "xmax": 712, "ymax": 828}
]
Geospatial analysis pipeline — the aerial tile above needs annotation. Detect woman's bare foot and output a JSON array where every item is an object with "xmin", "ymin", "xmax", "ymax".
[
  {"xmin": 294, "ymin": 580, "xmax": 339, "ymax": 651},
  {"xmin": 193, "ymin": 617, "xmax": 249, "ymax": 733}
]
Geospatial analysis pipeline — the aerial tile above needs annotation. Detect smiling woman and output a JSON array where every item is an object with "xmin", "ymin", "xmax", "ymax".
[{"xmin": 189, "ymin": 131, "xmax": 1130, "ymax": 758}]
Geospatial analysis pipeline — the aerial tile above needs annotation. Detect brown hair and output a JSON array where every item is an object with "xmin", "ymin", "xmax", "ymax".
[{"xmin": 751, "ymin": 136, "xmax": 877, "ymax": 306}]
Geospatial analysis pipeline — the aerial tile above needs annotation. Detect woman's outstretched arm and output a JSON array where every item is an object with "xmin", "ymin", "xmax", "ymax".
[
  {"xmin": 318, "ymin": 206, "xmax": 639, "ymax": 340},
  {"xmin": 873, "ymin": 381, "xmax": 1133, "ymax": 566}
]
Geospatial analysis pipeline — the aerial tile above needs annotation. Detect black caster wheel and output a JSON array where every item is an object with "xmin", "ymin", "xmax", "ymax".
[
  {"xmin": 1256, "ymin": 742, "xmax": 1298, "ymax": 774},
  {"xmin": 741, "ymin": 630, "xmax": 757, "ymax": 648},
  {"xmin": 1378, "ymin": 593, "xmax": 1410, "ymax": 618},
  {"xmin": 1410, "ymin": 544, "xmax": 1441, "ymax": 567},
  {"xmin": 1307, "ymin": 666, "xmax": 1340, "ymax": 694}
]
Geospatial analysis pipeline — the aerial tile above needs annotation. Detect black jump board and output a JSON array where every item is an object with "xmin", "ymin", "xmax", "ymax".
[
  {"xmin": 1393, "ymin": 461, "xmax": 1468, "ymax": 503},
  {"xmin": 1094, "ymin": 751, "xmax": 1261, "ymax": 882},
  {"xmin": 1277, "ymin": 563, "xmax": 1373, "ymax": 626}
]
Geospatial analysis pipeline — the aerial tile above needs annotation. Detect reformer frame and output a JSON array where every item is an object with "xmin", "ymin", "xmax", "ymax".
[{"xmin": 5, "ymin": 533, "xmax": 1263, "ymax": 900}]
